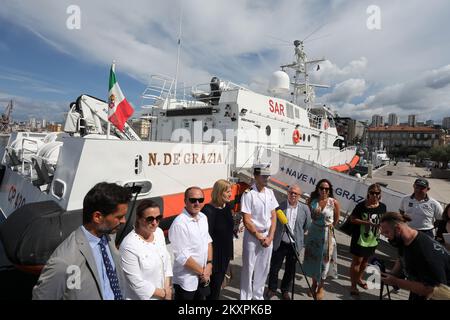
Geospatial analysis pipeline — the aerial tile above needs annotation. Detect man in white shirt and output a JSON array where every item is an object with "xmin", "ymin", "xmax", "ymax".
[
  {"xmin": 240, "ymin": 164, "xmax": 279, "ymax": 300},
  {"xmin": 169, "ymin": 186, "xmax": 213, "ymax": 300},
  {"xmin": 266, "ymin": 184, "xmax": 311, "ymax": 300},
  {"xmin": 399, "ymin": 178, "xmax": 443, "ymax": 238}
]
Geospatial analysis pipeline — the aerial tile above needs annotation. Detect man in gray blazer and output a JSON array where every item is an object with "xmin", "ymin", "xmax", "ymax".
[
  {"xmin": 266, "ymin": 184, "xmax": 311, "ymax": 300},
  {"xmin": 32, "ymin": 182, "xmax": 132, "ymax": 300}
]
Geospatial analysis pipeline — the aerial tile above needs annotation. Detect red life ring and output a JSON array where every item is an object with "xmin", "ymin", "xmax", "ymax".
[{"xmin": 292, "ymin": 129, "xmax": 301, "ymax": 144}]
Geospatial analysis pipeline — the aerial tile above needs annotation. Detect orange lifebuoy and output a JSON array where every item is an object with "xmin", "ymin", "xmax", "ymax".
[{"xmin": 292, "ymin": 129, "xmax": 301, "ymax": 144}]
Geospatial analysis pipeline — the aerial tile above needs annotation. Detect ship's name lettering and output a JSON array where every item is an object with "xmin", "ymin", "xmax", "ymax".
[
  {"xmin": 148, "ymin": 152, "xmax": 223, "ymax": 166},
  {"xmin": 335, "ymin": 188, "xmax": 365, "ymax": 204},
  {"xmin": 285, "ymin": 168, "xmax": 316, "ymax": 185},
  {"xmin": 269, "ymin": 99, "xmax": 285, "ymax": 116},
  {"xmin": 284, "ymin": 168, "xmax": 365, "ymax": 204}
]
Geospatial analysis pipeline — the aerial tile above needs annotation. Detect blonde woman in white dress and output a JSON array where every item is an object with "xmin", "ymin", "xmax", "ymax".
[{"xmin": 120, "ymin": 200, "xmax": 173, "ymax": 300}]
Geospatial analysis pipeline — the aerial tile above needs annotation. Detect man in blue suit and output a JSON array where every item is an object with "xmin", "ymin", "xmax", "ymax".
[{"xmin": 266, "ymin": 184, "xmax": 311, "ymax": 300}]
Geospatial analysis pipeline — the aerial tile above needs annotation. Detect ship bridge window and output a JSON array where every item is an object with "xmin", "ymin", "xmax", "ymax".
[
  {"xmin": 295, "ymin": 108, "xmax": 300, "ymax": 119},
  {"xmin": 308, "ymin": 135, "xmax": 311, "ymax": 142},
  {"xmin": 286, "ymin": 103, "xmax": 294, "ymax": 119},
  {"xmin": 266, "ymin": 125, "xmax": 271, "ymax": 136},
  {"xmin": 303, "ymin": 133, "xmax": 306, "ymax": 141}
]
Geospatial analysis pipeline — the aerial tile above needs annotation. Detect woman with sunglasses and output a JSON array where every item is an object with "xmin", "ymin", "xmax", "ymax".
[
  {"xmin": 303, "ymin": 179, "xmax": 340, "ymax": 300},
  {"xmin": 201, "ymin": 179, "xmax": 234, "ymax": 300},
  {"xmin": 120, "ymin": 199, "xmax": 173, "ymax": 300},
  {"xmin": 348, "ymin": 183, "xmax": 386, "ymax": 296}
]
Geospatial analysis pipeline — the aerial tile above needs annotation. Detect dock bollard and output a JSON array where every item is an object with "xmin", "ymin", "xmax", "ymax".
[{"xmin": 367, "ymin": 164, "xmax": 373, "ymax": 178}]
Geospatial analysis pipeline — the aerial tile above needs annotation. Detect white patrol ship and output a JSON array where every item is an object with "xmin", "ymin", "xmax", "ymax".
[{"xmin": 0, "ymin": 41, "xmax": 358, "ymax": 270}]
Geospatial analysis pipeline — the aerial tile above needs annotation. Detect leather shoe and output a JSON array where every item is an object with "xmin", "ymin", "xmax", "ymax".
[
  {"xmin": 265, "ymin": 289, "xmax": 276, "ymax": 300},
  {"xmin": 281, "ymin": 291, "xmax": 291, "ymax": 300},
  {"xmin": 316, "ymin": 287, "xmax": 325, "ymax": 300}
]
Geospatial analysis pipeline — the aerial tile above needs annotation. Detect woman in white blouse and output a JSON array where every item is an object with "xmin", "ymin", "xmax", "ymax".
[{"xmin": 120, "ymin": 200, "xmax": 173, "ymax": 300}]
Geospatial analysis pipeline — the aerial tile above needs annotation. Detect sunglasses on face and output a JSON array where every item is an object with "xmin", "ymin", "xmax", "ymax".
[
  {"xmin": 414, "ymin": 185, "xmax": 427, "ymax": 190},
  {"xmin": 188, "ymin": 198, "xmax": 205, "ymax": 204},
  {"xmin": 145, "ymin": 215, "xmax": 163, "ymax": 224},
  {"xmin": 289, "ymin": 191, "xmax": 300, "ymax": 196},
  {"xmin": 319, "ymin": 187, "xmax": 330, "ymax": 191},
  {"xmin": 369, "ymin": 191, "xmax": 381, "ymax": 196}
]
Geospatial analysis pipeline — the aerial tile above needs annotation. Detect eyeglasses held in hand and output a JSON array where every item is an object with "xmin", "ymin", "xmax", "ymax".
[
  {"xmin": 188, "ymin": 198, "xmax": 205, "ymax": 204},
  {"xmin": 145, "ymin": 215, "xmax": 163, "ymax": 223}
]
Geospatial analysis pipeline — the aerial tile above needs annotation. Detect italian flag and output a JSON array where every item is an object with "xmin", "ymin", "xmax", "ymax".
[{"xmin": 108, "ymin": 63, "xmax": 134, "ymax": 132}]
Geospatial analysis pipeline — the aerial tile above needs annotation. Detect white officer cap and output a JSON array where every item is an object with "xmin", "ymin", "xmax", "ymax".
[{"xmin": 253, "ymin": 163, "xmax": 271, "ymax": 176}]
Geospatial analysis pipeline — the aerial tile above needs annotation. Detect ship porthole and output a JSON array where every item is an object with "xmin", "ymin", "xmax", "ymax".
[{"xmin": 266, "ymin": 125, "xmax": 271, "ymax": 136}]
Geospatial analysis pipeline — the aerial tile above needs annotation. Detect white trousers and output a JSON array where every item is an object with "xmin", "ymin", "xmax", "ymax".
[{"xmin": 240, "ymin": 230, "xmax": 273, "ymax": 300}]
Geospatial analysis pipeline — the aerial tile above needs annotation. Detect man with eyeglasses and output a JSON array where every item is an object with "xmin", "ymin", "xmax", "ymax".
[
  {"xmin": 169, "ymin": 186, "xmax": 213, "ymax": 300},
  {"xmin": 240, "ymin": 164, "xmax": 279, "ymax": 300},
  {"xmin": 266, "ymin": 184, "xmax": 311, "ymax": 300},
  {"xmin": 399, "ymin": 178, "xmax": 443, "ymax": 238}
]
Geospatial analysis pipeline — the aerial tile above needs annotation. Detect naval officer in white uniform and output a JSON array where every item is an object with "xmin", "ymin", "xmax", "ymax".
[{"xmin": 240, "ymin": 164, "xmax": 279, "ymax": 300}]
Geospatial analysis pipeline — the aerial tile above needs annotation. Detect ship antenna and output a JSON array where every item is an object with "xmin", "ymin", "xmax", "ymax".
[{"xmin": 174, "ymin": 1, "xmax": 183, "ymax": 99}]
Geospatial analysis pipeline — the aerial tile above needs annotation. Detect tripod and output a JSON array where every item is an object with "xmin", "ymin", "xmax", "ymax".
[
  {"xmin": 284, "ymin": 230, "xmax": 316, "ymax": 300},
  {"xmin": 379, "ymin": 281, "xmax": 392, "ymax": 300}
]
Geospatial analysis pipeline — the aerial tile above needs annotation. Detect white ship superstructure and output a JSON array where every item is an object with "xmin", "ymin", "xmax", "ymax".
[{"xmin": 143, "ymin": 40, "xmax": 357, "ymax": 170}]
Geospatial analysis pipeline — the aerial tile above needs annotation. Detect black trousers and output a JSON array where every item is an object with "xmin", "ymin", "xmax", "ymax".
[
  {"xmin": 206, "ymin": 271, "xmax": 226, "ymax": 300},
  {"xmin": 174, "ymin": 284, "xmax": 206, "ymax": 300},
  {"xmin": 268, "ymin": 241, "xmax": 296, "ymax": 292}
]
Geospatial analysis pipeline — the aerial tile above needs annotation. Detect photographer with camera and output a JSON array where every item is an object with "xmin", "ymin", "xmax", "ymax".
[{"xmin": 380, "ymin": 212, "xmax": 450, "ymax": 300}]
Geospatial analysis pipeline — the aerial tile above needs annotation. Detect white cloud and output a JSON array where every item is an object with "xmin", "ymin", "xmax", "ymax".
[
  {"xmin": 329, "ymin": 64, "xmax": 450, "ymax": 121},
  {"xmin": 322, "ymin": 78, "xmax": 367, "ymax": 103},
  {"xmin": 0, "ymin": 67, "xmax": 67, "ymax": 95},
  {"xmin": 0, "ymin": 0, "xmax": 450, "ymax": 122},
  {"xmin": 0, "ymin": 93, "xmax": 67, "ymax": 122}
]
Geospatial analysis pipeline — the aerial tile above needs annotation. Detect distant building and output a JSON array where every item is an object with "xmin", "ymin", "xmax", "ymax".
[
  {"xmin": 368, "ymin": 125, "xmax": 444, "ymax": 154},
  {"xmin": 47, "ymin": 123, "xmax": 62, "ymax": 132},
  {"xmin": 425, "ymin": 120, "xmax": 434, "ymax": 126},
  {"xmin": 371, "ymin": 114, "xmax": 384, "ymax": 127},
  {"xmin": 30, "ymin": 118, "xmax": 37, "ymax": 130},
  {"xmin": 388, "ymin": 113, "xmax": 399, "ymax": 126},
  {"xmin": 334, "ymin": 117, "xmax": 366, "ymax": 145},
  {"xmin": 443, "ymin": 117, "xmax": 450, "ymax": 129},
  {"xmin": 408, "ymin": 114, "xmax": 417, "ymax": 127}
]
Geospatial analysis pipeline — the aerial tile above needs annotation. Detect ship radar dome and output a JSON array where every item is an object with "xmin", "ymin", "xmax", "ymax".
[{"xmin": 268, "ymin": 70, "xmax": 290, "ymax": 94}]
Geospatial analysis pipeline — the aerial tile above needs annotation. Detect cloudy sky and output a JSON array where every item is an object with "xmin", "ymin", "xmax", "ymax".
[{"xmin": 0, "ymin": 0, "xmax": 449, "ymax": 123}]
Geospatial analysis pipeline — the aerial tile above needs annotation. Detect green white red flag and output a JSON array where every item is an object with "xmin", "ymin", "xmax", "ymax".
[{"xmin": 108, "ymin": 63, "xmax": 134, "ymax": 131}]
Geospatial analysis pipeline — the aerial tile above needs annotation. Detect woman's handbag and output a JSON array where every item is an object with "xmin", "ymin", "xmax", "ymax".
[{"xmin": 338, "ymin": 215, "xmax": 355, "ymax": 236}]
